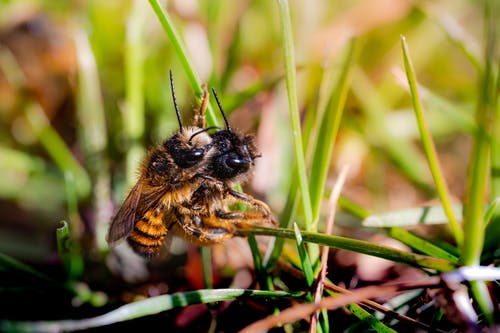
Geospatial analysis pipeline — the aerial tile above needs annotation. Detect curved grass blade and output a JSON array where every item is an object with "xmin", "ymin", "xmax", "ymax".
[{"xmin": 0, "ymin": 289, "xmax": 302, "ymax": 333}]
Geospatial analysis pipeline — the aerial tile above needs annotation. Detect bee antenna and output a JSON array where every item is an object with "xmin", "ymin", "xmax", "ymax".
[
  {"xmin": 189, "ymin": 126, "xmax": 219, "ymax": 143},
  {"xmin": 211, "ymin": 87, "xmax": 231, "ymax": 130},
  {"xmin": 170, "ymin": 70, "xmax": 183, "ymax": 130}
]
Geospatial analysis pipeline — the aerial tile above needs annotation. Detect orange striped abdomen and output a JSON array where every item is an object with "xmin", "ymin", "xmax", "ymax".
[{"xmin": 127, "ymin": 209, "xmax": 167, "ymax": 257}]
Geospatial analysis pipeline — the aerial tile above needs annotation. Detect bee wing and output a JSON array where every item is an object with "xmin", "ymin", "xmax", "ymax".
[
  {"xmin": 107, "ymin": 181, "xmax": 174, "ymax": 245},
  {"xmin": 107, "ymin": 182, "xmax": 144, "ymax": 244}
]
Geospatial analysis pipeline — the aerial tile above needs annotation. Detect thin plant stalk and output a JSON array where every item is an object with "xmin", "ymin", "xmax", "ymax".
[
  {"xmin": 276, "ymin": 0, "xmax": 313, "ymax": 230},
  {"xmin": 461, "ymin": 0, "xmax": 496, "ymax": 266},
  {"xmin": 400, "ymin": 35, "xmax": 463, "ymax": 247},
  {"xmin": 462, "ymin": 0, "xmax": 497, "ymax": 322},
  {"xmin": 308, "ymin": 40, "xmax": 357, "ymax": 231},
  {"xmin": 484, "ymin": 1, "xmax": 500, "ymax": 250},
  {"xmin": 148, "ymin": 0, "xmax": 219, "ymax": 126}
]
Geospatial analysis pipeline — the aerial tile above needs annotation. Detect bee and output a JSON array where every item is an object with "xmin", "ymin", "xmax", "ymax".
[{"xmin": 107, "ymin": 71, "xmax": 275, "ymax": 258}]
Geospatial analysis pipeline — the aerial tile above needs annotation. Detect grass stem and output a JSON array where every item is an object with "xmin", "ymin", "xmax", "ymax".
[
  {"xmin": 401, "ymin": 36, "xmax": 463, "ymax": 247},
  {"xmin": 276, "ymin": 0, "xmax": 312, "ymax": 230}
]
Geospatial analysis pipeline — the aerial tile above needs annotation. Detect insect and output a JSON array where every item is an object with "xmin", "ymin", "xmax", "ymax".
[{"xmin": 107, "ymin": 71, "xmax": 275, "ymax": 258}]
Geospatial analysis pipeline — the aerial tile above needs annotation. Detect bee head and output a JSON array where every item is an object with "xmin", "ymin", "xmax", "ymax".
[
  {"xmin": 164, "ymin": 70, "xmax": 214, "ymax": 169},
  {"xmin": 208, "ymin": 87, "xmax": 259, "ymax": 182},
  {"xmin": 209, "ymin": 129, "xmax": 258, "ymax": 181},
  {"xmin": 164, "ymin": 128, "xmax": 213, "ymax": 169}
]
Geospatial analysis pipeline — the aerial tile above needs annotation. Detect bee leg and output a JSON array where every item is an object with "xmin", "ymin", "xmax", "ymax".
[
  {"xmin": 226, "ymin": 189, "xmax": 274, "ymax": 219},
  {"xmin": 216, "ymin": 209, "xmax": 277, "ymax": 228},
  {"xmin": 177, "ymin": 214, "xmax": 234, "ymax": 244}
]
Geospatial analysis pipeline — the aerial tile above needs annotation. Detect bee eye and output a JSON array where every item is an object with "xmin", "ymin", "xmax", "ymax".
[
  {"xmin": 176, "ymin": 148, "xmax": 205, "ymax": 168},
  {"xmin": 226, "ymin": 156, "xmax": 250, "ymax": 171},
  {"xmin": 213, "ymin": 153, "xmax": 250, "ymax": 179}
]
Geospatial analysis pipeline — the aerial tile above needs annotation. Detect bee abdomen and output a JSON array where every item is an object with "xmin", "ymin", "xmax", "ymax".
[{"xmin": 128, "ymin": 213, "xmax": 167, "ymax": 257}]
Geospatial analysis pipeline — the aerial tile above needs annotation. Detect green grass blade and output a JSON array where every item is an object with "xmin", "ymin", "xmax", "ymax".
[
  {"xmin": 263, "ymin": 66, "xmax": 325, "ymax": 269},
  {"xmin": 0, "ymin": 289, "xmax": 302, "ymax": 333},
  {"xmin": 401, "ymin": 35, "xmax": 463, "ymax": 247},
  {"xmin": 470, "ymin": 280, "xmax": 494, "ymax": 324},
  {"xmin": 248, "ymin": 235, "xmax": 274, "ymax": 290},
  {"xmin": 308, "ymin": 40, "xmax": 357, "ymax": 231},
  {"xmin": 293, "ymin": 223, "xmax": 314, "ymax": 288},
  {"xmin": 462, "ymin": 0, "xmax": 498, "ymax": 321},
  {"xmin": 462, "ymin": 0, "xmax": 496, "ymax": 266},
  {"xmin": 484, "ymin": 5, "xmax": 500, "ymax": 250},
  {"xmin": 263, "ymin": 176, "xmax": 299, "ymax": 269},
  {"xmin": 276, "ymin": 0, "xmax": 312, "ymax": 230},
  {"xmin": 148, "ymin": 0, "xmax": 218, "ymax": 126},
  {"xmin": 483, "ymin": 197, "xmax": 500, "ymax": 228},
  {"xmin": 338, "ymin": 196, "xmax": 370, "ymax": 220},
  {"xmin": 345, "ymin": 303, "xmax": 397, "ymax": 333},
  {"xmin": 388, "ymin": 228, "xmax": 459, "ymax": 263},
  {"xmin": 238, "ymin": 227, "xmax": 457, "ymax": 272}
]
